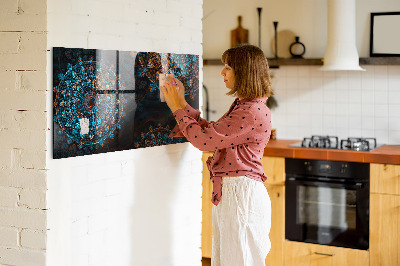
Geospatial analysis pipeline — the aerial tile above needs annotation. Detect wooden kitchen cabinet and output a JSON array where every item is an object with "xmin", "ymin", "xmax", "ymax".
[
  {"xmin": 370, "ymin": 163, "xmax": 400, "ymax": 266},
  {"xmin": 370, "ymin": 193, "xmax": 400, "ymax": 266},
  {"xmin": 264, "ymin": 184, "xmax": 285, "ymax": 266},
  {"xmin": 261, "ymin": 156, "xmax": 285, "ymax": 185},
  {"xmin": 370, "ymin": 163, "xmax": 400, "ymax": 195},
  {"xmin": 202, "ymin": 152, "xmax": 213, "ymax": 258},
  {"xmin": 262, "ymin": 156, "xmax": 285, "ymax": 266},
  {"xmin": 201, "ymin": 154, "xmax": 286, "ymax": 266},
  {"xmin": 284, "ymin": 241, "xmax": 369, "ymax": 266}
]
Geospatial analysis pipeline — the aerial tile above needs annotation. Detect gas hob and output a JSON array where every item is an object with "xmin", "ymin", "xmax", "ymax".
[{"xmin": 289, "ymin": 135, "xmax": 382, "ymax": 151}]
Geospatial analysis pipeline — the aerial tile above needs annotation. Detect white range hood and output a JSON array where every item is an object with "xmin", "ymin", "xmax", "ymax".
[{"xmin": 320, "ymin": 0, "xmax": 365, "ymax": 71}]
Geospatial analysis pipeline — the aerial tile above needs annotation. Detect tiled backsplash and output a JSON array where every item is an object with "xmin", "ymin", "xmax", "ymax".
[{"xmin": 203, "ymin": 65, "xmax": 400, "ymax": 144}]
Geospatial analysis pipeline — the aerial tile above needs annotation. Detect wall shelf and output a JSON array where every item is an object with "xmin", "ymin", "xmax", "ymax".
[
  {"xmin": 203, "ymin": 57, "xmax": 400, "ymax": 67},
  {"xmin": 203, "ymin": 58, "xmax": 323, "ymax": 67},
  {"xmin": 268, "ymin": 58, "xmax": 323, "ymax": 67},
  {"xmin": 359, "ymin": 57, "xmax": 400, "ymax": 65}
]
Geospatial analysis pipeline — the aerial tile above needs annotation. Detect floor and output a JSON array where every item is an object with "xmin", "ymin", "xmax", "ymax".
[{"xmin": 202, "ymin": 257, "xmax": 211, "ymax": 266}]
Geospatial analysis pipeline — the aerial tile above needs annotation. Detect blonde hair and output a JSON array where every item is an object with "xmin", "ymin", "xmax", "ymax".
[{"xmin": 221, "ymin": 44, "xmax": 273, "ymax": 99}]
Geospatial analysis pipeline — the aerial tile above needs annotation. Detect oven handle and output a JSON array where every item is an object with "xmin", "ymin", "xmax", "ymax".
[
  {"xmin": 314, "ymin": 252, "xmax": 335, "ymax": 257},
  {"xmin": 286, "ymin": 177, "xmax": 364, "ymax": 189}
]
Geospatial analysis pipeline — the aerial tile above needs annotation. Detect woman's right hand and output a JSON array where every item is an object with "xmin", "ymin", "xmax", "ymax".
[{"xmin": 167, "ymin": 75, "xmax": 187, "ymax": 108}]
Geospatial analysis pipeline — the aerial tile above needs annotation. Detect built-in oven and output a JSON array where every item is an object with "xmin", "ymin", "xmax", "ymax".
[{"xmin": 285, "ymin": 158, "xmax": 370, "ymax": 250}]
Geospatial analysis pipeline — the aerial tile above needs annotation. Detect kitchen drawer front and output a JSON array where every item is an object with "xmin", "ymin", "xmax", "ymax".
[
  {"xmin": 370, "ymin": 163, "xmax": 400, "ymax": 195},
  {"xmin": 284, "ymin": 240, "xmax": 369, "ymax": 266},
  {"xmin": 202, "ymin": 152, "xmax": 213, "ymax": 258},
  {"xmin": 265, "ymin": 184, "xmax": 285, "ymax": 266},
  {"xmin": 370, "ymin": 193, "xmax": 400, "ymax": 266},
  {"xmin": 262, "ymin": 156, "xmax": 285, "ymax": 185}
]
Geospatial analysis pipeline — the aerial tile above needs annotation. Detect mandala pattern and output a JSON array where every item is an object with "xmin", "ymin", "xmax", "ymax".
[{"xmin": 53, "ymin": 47, "xmax": 199, "ymax": 159}]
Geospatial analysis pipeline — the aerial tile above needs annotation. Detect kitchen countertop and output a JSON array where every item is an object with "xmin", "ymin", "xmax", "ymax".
[{"xmin": 263, "ymin": 139, "xmax": 400, "ymax": 165}]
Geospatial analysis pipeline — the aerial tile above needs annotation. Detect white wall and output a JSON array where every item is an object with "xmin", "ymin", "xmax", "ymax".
[
  {"xmin": 204, "ymin": 64, "xmax": 400, "ymax": 145},
  {"xmin": 46, "ymin": 1, "xmax": 203, "ymax": 266},
  {"xmin": 0, "ymin": 0, "xmax": 48, "ymax": 265},
  {"xmin": 203, "ymin": 0, "xmax": 400, "ymax": 145},
  {"xmin": 203, "ymin": 0, "xmax": 400, "ymax": 58},
  {"xmin": 270, "ymin": 65, "xmax": 400, "ymax": 144}
]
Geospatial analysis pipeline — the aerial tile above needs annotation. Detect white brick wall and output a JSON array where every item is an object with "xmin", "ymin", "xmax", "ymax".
[
  {"xmin": 21, "ymin": 229, "xmax": 47, "ymax": 250},
  {"xmin": 46, "ymin": 1, "xmax": 203, "ymax": 266},
  {"xmin": 0, "ymin": 227, "xmax": 19, "ymax": 247},
  {"xmin": 0, "ymin": 0, "xmax": 48, "ymax": 265},
  {"xmin": 2, "ymin": 0, "xmax": 203, "ymax": 265}
]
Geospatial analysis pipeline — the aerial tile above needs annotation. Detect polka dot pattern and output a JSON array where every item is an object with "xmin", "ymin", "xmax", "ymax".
[{"xmin": 169, "ymin": 97, "xmax": 272, "ymax": 206}]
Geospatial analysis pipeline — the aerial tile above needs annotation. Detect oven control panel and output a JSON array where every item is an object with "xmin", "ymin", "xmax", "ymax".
[{"xmin": 286, "ymin": 158, "xmax": 369, "ymax": 180}]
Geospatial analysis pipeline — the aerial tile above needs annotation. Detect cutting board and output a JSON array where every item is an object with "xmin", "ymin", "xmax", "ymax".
[{"xmin": 231, "ymin": 16, "xmax": 249, "ymax": 48}]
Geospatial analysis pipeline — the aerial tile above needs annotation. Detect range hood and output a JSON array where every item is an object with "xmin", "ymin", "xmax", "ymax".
[{"xmin": 320, "ymin": 0, "xmax": 365, "ymax": 71}]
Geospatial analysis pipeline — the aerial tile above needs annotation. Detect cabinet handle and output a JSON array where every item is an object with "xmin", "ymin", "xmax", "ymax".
[{"xmin": 314, "ymin": 252, "xmax": 335, "ymax": 257}]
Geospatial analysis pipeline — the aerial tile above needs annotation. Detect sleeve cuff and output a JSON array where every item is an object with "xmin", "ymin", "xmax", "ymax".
[
  {"xmin": 169, "ymin": 108, "xmax": 188, "ymax": 138},
  {"xmin": 184, "ymin": 104, "xmax": 201, "ymax": 119}
]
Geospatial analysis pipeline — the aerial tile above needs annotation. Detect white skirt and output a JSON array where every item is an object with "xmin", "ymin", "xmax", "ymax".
[{"xmin": 212, "ymin": 176, "xmax": 271, "ymax": 266}]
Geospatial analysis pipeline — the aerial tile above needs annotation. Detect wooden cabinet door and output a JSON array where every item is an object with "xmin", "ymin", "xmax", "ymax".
[
  {"xmin": 264, "ymin": 184, "xmax": 285, "ymax": 266},
  {"xmin": 262, "ymin": 156, "xmax": 285, "ymax": 186},
  {"xmin": 370, "ymin": 163, "xmax": 400, "ymax": 195},
  {"xmin": 201, "ymin": 154, "xmax": 286, "ymax": 264},
  {"xmin": 284, "ymin": 241, "xmax": 369, "ymax": 266},
  {"xmin": 202, "ymin": 152, "xmax": 213, "ymax": 258},
  {"xmin": 370, "ymin": 193, "xmax": 400, "ymax": 266}
]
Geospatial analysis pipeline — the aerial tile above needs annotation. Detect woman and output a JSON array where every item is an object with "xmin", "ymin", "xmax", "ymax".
[{"xmin": 161, "ymin": 44, "xmax": 273, "ymax": 266}]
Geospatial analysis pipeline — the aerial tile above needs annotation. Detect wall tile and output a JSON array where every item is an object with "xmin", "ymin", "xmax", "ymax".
[
  {"xmin": 389, "ymin": 104, "xmax": 400, "ymax": 117},
  {"xmin": 336, "ymin": 90, "xmax": 349, "ymax": 103},
  {"xmin": 336, "ymin": 115, "xmax": 348, "ymax": 129},
  {"xmin": 388, "ymin": 74, "xmax": 400, "ymax": 91},
  {"xmin": 348, "ymin": 90, "xmax": 362, "ymax": 103},
  {"xmin": 361, "ymin": 90, "xmax": 375, "ymax": 104},
  {"xmin": 374, "ymin": 130, "xmax": 389, "ymax": 144},
  {"xmin": 286, "ymin": 77, "xmax": 299, "ymax": 89},
  {"xmin": 323, "ymin": 103, "xmax": 336, "ymax": 116},
  {"xmin": 285, "ymin": 66, "xmax": 298, "ymax": 77},
  {"xmin": 205, "ymin": 65, "xmax": 400, "ymax": 144},
  {"xmin": 388, "ymin": 91, "xmax": 400, "ymax": 104},
  {"xmin": 375, "ymin": 104, "xmax": 389, "ymax": 117},
  {"xmin": 388, "ymin": 131, "xmax": 400, "ymax": 143},
  {"xmin": 374, "ymin": 77, "xmax": 388, "ymax": 92},
  {"xmin": 362, "ymin": 116, "xmax": 375, "ymax": 130},
  {"xmin": 348, "ymin": 71, "xmax": 362, "ymax": 90},
  {"xmin": 375, "ymin": 117, "xmax": 389, "ymax": 130},
  {"xmin": 349, "ymin": 128, "xmax": 362, "ymax": 137},
  {"xmin": 374, "ymin": 65, "xmax": 388, "ymax": 77},
  {"xmin": 389, "ymin": 117, "xmax": 400, "ymax": 131},
  {"xmin": 361, "ymin": 75, "xmax": 374, "ymax": 91},
  {"xmin": 388, "ymin": 65, "xmax": 400, "ymax": 75},
  {"xmin": 374, "ymin": 89, "xmax": 388, "ymax": 104}
]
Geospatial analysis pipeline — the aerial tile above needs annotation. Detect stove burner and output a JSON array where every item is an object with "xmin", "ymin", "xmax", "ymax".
[
  {"xmin": 301, "ymin": 135, "xmax": 339, "ymax": 149},
  {"xmin": 340, "ymin": 137, "xmax": 377, "ymax": 151},
  {"xmin": 295, "ymin": 136, "xmax": 378, "ymax": 151}
]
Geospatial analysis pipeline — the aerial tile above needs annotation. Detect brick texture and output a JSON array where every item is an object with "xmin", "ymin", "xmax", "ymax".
[
  {"xmin": 0, "ymin": 227, "xmax": 19, "ymax": 247},
  {"xmin": 21, "ymin": 229, "xmax": 46, "ymax": 249},
  {"xmin": 0, "ymin": 0, "xmax": 47, "ymax": 265},
  {"xmin": 0, "ymin": 187, "xmax": 19, "ymax": 208}
]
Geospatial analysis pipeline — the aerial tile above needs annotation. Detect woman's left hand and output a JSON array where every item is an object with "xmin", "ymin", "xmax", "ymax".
[{"xmin": 161, "ymin": 75, "xmax": 185, "ymax": 113}]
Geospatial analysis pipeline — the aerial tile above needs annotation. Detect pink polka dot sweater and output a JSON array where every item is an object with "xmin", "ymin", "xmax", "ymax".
[{"xmin": 170, "ymin": 97, "xmax": 272, "ymax": 206}]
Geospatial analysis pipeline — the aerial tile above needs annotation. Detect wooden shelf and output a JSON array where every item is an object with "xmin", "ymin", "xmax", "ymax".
[
  {"xmin": 203, "ymin": 57, "xmax": 400, "ymax": 67},
  {"xmin": 203, "ymin": 58, "xmax": 323, "ymax": 67},
  {"xmin": 359, "ymin": 57, "xmax": 400, "ymax": 65},
  {"xmin": 268, "ymin": 58, "xmax": 323, "ymax": 67}
]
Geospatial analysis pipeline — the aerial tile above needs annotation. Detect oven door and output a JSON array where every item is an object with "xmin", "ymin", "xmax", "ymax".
[{"xmin": 285, "ymin": 177, "xmax": 369, "ymax": 250}]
